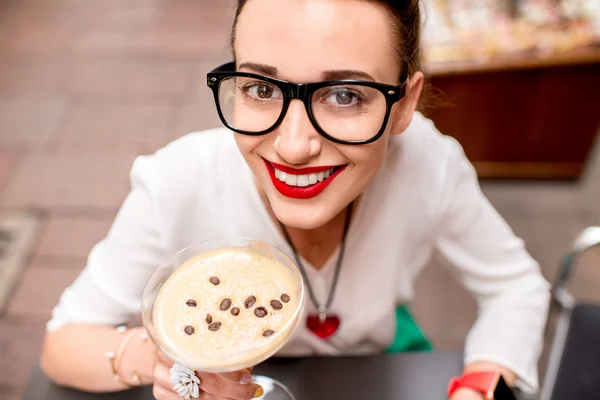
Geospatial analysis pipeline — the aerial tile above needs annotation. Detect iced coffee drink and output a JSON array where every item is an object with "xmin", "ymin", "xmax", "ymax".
[{"xmin": 147, "ymin": 243, "xmax": 303, "ymax": 373}]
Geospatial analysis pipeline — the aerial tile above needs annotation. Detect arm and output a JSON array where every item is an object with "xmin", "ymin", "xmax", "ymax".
[
  {"xmin": 40, "ymin": 154, "xmax": 169, "ymax": 391},
  {"xmin": 433, "ymin": 138, "xmax": 550, "ymax": 395},
  {"xmin": 41, "ymin": 324, "xmax": 157, "ymax": 391}
]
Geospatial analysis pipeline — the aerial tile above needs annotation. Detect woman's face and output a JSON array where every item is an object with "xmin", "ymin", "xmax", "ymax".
[{"xmin": 233, "ymin": 0, "xmax": 422, "ymax": 229}]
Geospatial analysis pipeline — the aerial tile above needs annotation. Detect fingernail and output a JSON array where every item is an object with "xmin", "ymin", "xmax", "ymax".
[
  {"xmin": 253, "ymin": 385, "xmax": 264, "ymax": 398},
  {"xmin": 240, "ymin": 373, "xmax": 252, "ymax": 384}
]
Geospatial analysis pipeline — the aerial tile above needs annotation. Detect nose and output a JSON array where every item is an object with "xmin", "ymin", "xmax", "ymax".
[{"xmin": 274, "ymin": 100, "xmax": 322, "ymax": 165}]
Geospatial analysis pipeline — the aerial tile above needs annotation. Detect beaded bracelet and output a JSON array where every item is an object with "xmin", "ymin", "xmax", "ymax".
[{"xmin": 105, "ymin": 326, "xmax": 149, "ymax": 387}]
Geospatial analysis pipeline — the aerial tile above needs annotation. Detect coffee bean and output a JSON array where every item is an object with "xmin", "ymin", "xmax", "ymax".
[
  {"xmin": 209, "ymin": 276, "xmax": 220, "ymax": 286},
  {"xmin": 220, "ymin": 298, "xmax": 232, "ymax": 311},
  {"xmin": 263, "ymin": 330, "xmax": 275, "ymax": 337},
  {"xmin": 254, "ymin": 307, "xmax": 268, "ymax": 318},
  {"xmin": 270, "ymin": 300, "xmax": 283, "ymax": 310},
  {"xmin": 186, "ymin": 299, "xmax": 197, "ymax": 307},
  {"xmin": 208, "ymin": 322, "xmax": 222, "ymax": 331},
  {"xmin": 184, "ymin": 325, "xmax": 195, "ymax": 335},
  {"xmin": 206, "ymin": 314, "xmax": 212, "ymax": 324},
  {"xmin": 281, "ymin": 294, "xmax": 291, "ymax": 303},
  {"xmin": 231, "ymin": 307, "xmax": 240, "ymax": 316},
  {"xmin": 244, "ymin": 296, "xmax": 256, "ymax": 309}
]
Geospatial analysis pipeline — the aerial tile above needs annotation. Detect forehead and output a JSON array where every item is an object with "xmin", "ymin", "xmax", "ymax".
[{"xmin": 234, "ymin": 0, "xmax": 399, "ymax": 83}]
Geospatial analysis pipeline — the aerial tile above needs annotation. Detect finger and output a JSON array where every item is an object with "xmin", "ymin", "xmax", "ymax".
[
  {"xmin": 153, "ymin": 384, "xmax": 182, "ymax": 400},
  {"xmin": 154, "ymin": 362, "xmax": 174, "ymax": 390},
  {"xmin": 217, "ymin": 369, "xmax": 253, "ymax": 384},
  {"xmin": 157, "ymin": 351, "xmax": 175, "ymax": 367},
  {"xmin": 198, "ymin": 373, "xmax": 260, "ymax": 400},
  {"xmin": 199, "ymin": 393, "xmax": 235, "ymax": 400}
]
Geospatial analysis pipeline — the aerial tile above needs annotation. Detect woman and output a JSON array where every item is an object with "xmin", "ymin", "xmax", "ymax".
[{"xmin": 40, "ymin": 0, "xmax": 550, "ymax": 399}]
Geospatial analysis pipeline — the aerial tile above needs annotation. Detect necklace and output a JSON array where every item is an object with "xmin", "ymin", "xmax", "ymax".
[{"xmin": 278, "ymin": 201, "xmax": 353, "ymax": 339}]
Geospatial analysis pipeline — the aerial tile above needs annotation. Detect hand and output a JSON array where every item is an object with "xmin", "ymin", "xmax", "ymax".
[
  {"xmin": 152, "ymin": 351, "xmax": 261, "ymax": 399},
  {"xmin": 449, "ymin": 388, "xmax": 485, "ymax": 400}
]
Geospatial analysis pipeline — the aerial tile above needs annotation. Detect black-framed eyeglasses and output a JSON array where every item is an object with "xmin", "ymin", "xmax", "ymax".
[{"xmin": 206, "ymin": 62, "xmax": 408, "ymax": 145}]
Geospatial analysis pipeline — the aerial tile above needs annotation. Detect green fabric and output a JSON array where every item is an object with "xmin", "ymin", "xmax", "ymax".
[{"xmin": 385, "ymin": 305, "xmax": 433, "ymax": 353}]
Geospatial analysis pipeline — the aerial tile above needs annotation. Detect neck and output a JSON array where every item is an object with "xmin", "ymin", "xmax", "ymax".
[
  {"xmin": 255, "ymin": 179, "xmax": 356, "ymax": 269},
  {"xmin": 285, "ymin": 205, "xmax": 348, "ymax": 247},
  {"xmin": 273, "ymin": 202, "xmax": 355, "ymax": 270}
]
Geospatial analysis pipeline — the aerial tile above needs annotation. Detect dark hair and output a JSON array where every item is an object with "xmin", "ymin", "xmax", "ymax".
[{"xmin": 230, "ymin": 0, "xmax": 429, "ymax": 111}]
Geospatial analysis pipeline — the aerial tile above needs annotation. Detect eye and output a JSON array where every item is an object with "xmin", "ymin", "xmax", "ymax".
[
  {"xmin": 241, "ymin": 82, "xmax": 282, "ymax": 100},
  {"xmin": 323, "ymin": 88, "xmax": 363, "ymax": 106}
]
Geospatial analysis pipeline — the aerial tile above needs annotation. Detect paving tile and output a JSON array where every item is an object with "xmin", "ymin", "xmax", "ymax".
[
  {"xmin": 0, "ymin": 385, "xmax": 23, "ymax": 400},
  {"xmin": 74, "ymin": 30, "xmax": 143, "ymax": 57},
  {"xmin": 4, "ymin": 0, "xmax": 162, "ymax": 12},
  {"xmin": 0, "ymin": 97, "xmax": 67, "ymax": 148},
  {"xmin": 6, "ymin": 261, "xmax": 82, "ymax": 317},
  {"xmin": 35, "ymin": 215, "xmax": 113, "ymax": 259},
  {"xmin": 0, "ymin": 150, "xmax": 22, "ymax": 196},
  {"xmin": 25, "ymin": 253, "xmax": 89, "ymax": 270},
  {"xmin": 481, "ymin": 181, "xmax": 584, "ymax": 216},
  {"xmin": 69, "ymin": 60, "xmax": 195, "ymax": 103},
  {"xmin": 0, "ymin": 314, "xmax": 48, "ymax": 390},
  {"xmin": 55, "ymin": 103, "xmax": 176, "ymax": 152},
  {"xmin": 0, "ymin": 59, "xmax": 70, "ymax": 94},
  {"xmin": 9, "ymin": 23, "xmax": 79, "ymax": 56},
  {"xmin": 0, "ymin": 152, "xmax": 137, "ymax": 210},
  {"xmin": 412, "ymin": 259, "xmax": 477, "ymax": 351},
  {"xmin": 170, "ymin": 91, "xmax": 224, "ymax": 141},
  {"xmin": 167, "ymin": 60, "xmax": 231, "ymax": 141},
  {"xmin": 0, "ymin": 21, "xmax": 16, "ymax": 54},
  {"xmin": 135, "ymin": 4, "xmax": 234, "ymax": 59}
]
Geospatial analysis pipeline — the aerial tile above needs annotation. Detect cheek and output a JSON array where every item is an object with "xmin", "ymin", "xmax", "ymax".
[
  {"xmin": 234, "ymin": 134, "xmax": 262, "ymax": 159},
  {"xmin": 347, "ymin": 141, "xmax": 388, "ymax": 178}
]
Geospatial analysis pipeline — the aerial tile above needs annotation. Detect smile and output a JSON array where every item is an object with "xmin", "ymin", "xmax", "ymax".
[{"xmin": 263, "ymin": 159, "xmax": 346, "ymax": 199}]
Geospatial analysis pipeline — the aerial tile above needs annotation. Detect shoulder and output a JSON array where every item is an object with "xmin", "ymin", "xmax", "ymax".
[
  {"xmin": 132, "ymin": 127, "xmax": 239, "ymax": 180},
  {"xmin": 153, "ymin": 127, "xmax": 238, "ymax": 170},
  {"xmin": 385, "ymin": 112, "xmax": 468, "ymax": 185},
  {"xmin": 373, "ymin": 113, "xmax": 475, "ymax": 229},
  {"xmin": 127, "ymin": 127, "xmax": 244, "ymax": 209}
]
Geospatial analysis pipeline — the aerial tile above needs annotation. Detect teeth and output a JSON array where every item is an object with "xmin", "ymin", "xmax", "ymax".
[
  {"xmin": 297, "ymin": 175, "xmax": 309, "ymax": 187},
  {"xmin": 285, "ymin": 174, "xmax": 297, "ymax": 186},
  {"xmin": 274, "ymin": 167, "xmax": 336, "ymax": 187}
]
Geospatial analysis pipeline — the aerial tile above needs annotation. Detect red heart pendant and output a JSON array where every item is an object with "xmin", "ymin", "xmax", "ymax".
[{"xmin": 306, "ymin": 314, "xmax": 340, "ymax": 339}]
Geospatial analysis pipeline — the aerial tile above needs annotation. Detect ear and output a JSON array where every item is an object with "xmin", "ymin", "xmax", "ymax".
[{"xmin": 388, "ymin": 71, "xmax": 424, "ymax": 135}]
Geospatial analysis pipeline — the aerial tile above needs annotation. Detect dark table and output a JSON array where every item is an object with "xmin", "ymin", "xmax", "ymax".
[{"xmin": 24, "ymin": 351, "xmax": 463, "ymax": 400}]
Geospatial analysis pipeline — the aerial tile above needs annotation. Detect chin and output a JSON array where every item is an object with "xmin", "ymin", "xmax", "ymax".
[{"xmin": 266, "ymin": 190, "xmax": 351, "ymax": 230}]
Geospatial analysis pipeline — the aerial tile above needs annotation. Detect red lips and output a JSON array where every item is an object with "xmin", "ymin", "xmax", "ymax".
[{"xmin": 263, "ymin": 159, "xmax": 345, "ymax": 200}]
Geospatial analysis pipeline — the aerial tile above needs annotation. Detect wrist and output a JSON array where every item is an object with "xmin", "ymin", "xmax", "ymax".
[
  {"xmin": 448, "ymin": 370, "xmax": 516, "ymax": 400},
  {"xmin": 449, "ymin": 387, "xmax": 486, "ymax": 400},
  {"xmin": 119, "ymin": 327, "xmax": 158, "ymax": 385}
]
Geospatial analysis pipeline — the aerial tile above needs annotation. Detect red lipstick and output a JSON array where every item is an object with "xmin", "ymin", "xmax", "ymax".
[{"xmin": 263, "ymin": 159, "xmax": 345, "ymax": 200}]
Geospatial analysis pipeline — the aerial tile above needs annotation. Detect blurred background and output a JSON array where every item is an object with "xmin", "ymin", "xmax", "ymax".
[{"xmin": 0, "ymin": 0, "xmax": 598, "ymax": 398}]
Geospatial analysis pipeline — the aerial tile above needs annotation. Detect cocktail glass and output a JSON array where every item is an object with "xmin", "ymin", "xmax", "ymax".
[{"xmin": 142, "ymin": 238, "xmax": 305, "ymax": 400}]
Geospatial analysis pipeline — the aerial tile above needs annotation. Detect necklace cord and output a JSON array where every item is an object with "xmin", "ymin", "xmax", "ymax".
[{"xmin": 278, "ymin": 201, "xmax": 354, "ymax": 312}]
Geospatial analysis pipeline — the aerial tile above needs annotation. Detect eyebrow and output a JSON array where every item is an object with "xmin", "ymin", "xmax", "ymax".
[
  {"xmin": 238, "ymin": 62, "xmax": 278, "ymax": 76},
  {"xmin": 322, "ymin": 70, "xmax": 375, "ymax": 82},
  {"xmin": 238, "ymin": 62, "xmax": 376, "ymax": 82}
]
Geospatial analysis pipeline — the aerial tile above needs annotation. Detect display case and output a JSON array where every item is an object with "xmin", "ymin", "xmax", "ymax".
[{"xmin": 422, "ymin": 0, "xmax": 600, "ymax": 179}]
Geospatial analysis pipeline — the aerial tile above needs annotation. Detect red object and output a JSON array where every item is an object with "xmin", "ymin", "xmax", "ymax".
[
  {"xmin": 447, "ymin": 371, "xmax": 501, "ymax": 399},
  {"xmin": 306, "ymin": 314, "xmax": 341, "ymax": 339},
  {"xmin": 270, "ymin": 161, "xmax": 338, "ymax": 175},
  {"xmin": 264, "ymin": 159, "xmax": 345, "ymax": 200}
]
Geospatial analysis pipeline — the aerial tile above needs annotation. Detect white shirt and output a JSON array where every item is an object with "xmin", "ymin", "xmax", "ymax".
[{"xmin": 47, "ymin": 113, "xmax": 550, "ymax": 393}]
